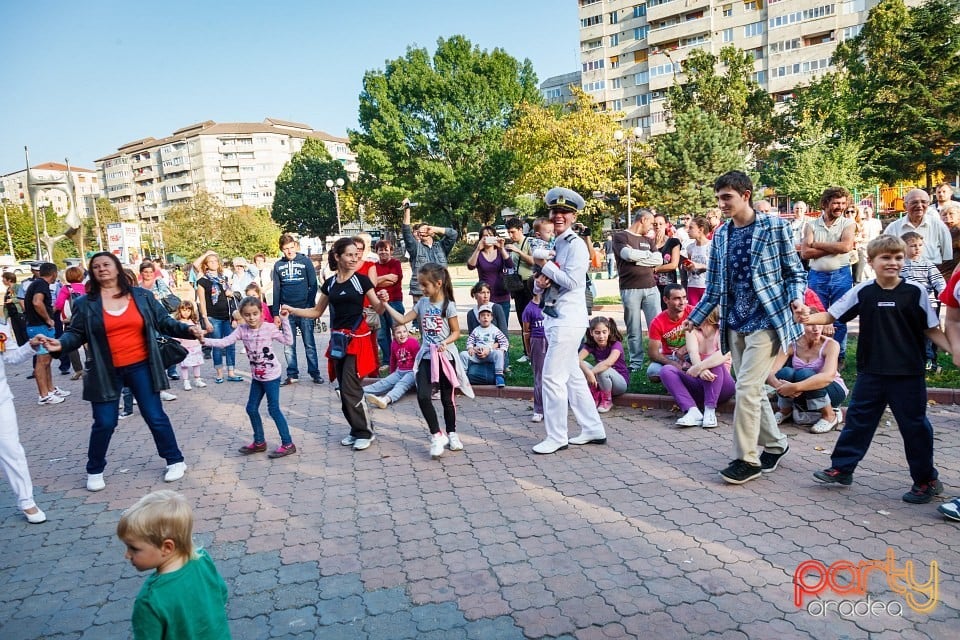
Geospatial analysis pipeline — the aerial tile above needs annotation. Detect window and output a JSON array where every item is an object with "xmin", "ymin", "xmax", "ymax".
[
  {"xmin": 612, "ymin": 99, "xmax": 623, "ymax": 111},
  {"xmin": 752, "ymin": 70, "xmax": 767, "ymax": 84},
  {"xmin": 610, "ymin": 33, "xmax": 620, "ymax": 47},
  {"xmin": 723, "ymin": 4, "xmax": 733, "ymax": 16},
  {"xmin": 682, "ymin": 34, "xmax": 708, "ymax": 47},
  {"xmin": 633, "ymin": 4, "xmax": 647, "ymax": 18},
  {"xmin": 637, "ymin": 93, "xmax": 651, "ymax": 106},
  {"xmin": 722, "ymin": 28, "xmax": 734, "ymax": 42},
  {"xmin": 769, "ymin": 5, "xmax": 834, "ymax": 29},
  {"xmin": 583, "ymin": 59, "xmax": 605, "ymax": 72},
  {"xmin": 744, "ymin": 0, "xmax": 760, "ymax": 11},
  {"xmin": 744, "ymin": 21, "xmax": 764, "ymax": 37},
  {"xmin": 609, "ymin": 11, "xmax": 618, "ymax": 24},
  {"xmin": 582, "ymin": 80, "xmax": 606, "ymax": 92},
  {"xmin": 635, "ymin": 70, "xmax": 649, "ymax": 84},
  {"xmin": 639, "ymin": 116, "xmax": 651, "ymax": 128},
  {"xmin": 748, "ymin": 46, "xmax": 764, "ymax": 60},
  {"xmin": 612, "ymin": 77, "xmax": 623, "ymax": 89},
  {"xmin": 843, "ymin": 24, "xmax": 863, "ymax": 40},
  {"xmin": 610, "ymin": 55, "xmax": 620, "ymax": 69},
  {"xmin": 843, "ymin": 0, "xmax": 866, "ymax": 13},
  {"xmin": 634, "ymin": 49, "xmax": 648, "ymax": 62},
  {"xmin": 543, "ymin": 88, "xmax": 563, "ymax": 99},
  {"xmin": 580, "ymin": 0, "xmax": 601, "ymax": 5},
  {"xmin": 769, "ymin": 38, "xmax": 801, "ymax": 53},
  {"xmin": 635, "ymin": 26, "xmax": 649, "ymax": 40},
  {"xmin": 581, "ymin": 14, "xmax": 603, "ymax": 27},
  {"xmin": 582, "ymin": 38, "xmax": 602, "ymax": 50},
  {"xmin": 648, "ymin": 0, "xmax": 673, "ymax": 6},
  {"xmin": 649, "ymin": 62, "xmax": 680, "ymax": 78}
]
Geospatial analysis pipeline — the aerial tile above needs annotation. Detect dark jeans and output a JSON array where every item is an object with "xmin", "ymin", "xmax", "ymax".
[
  {"xmin": 775, "ymin": 366, "xmax": 847, "ymax": 410},
  {"xmin": 377, "ymin": 301, "xmax": 405, "ymax": 363},
  {"xmin": 333, "ymin": 355, "xmax": 373, "ymax": 440},
  {"xmin": 285, "ymin": 315, "xmax": 319, "ymax": 379},
  {"xmin": 247, "ymin": 378, "xmax": 291, "ymax": 445},
  {"xmin": 208, "ymin": 317, "xmax": 236, "ymax": 369},
  {"xmin": 416, "ymin": 359, "xmax": 457, "ymax": 435},
  {"xmin": 830, "ymin": 373, "xmax": 937, "ymax": 485},
  {"xmin": 807, "ymin": 268, "xmax": 853, "ymax": 360},
  {"xmin": 87, "ymin": 360, "xmax": 184, "ymax": 474}
]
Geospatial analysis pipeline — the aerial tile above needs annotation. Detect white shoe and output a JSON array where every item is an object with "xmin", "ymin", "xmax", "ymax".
[
  {"xmin": 341, "ymin": 435, "xmax": 357, "ymax": 446},
  {"xmin": 52, "ymin": 386, "xmax": 71, "ymax": 398},
  {"xmin": 676, "ymin": 407, "xmax": 704, "ymax": 427},
  {"xmin": 23, "ymin": 506, "xmax": 46, "ymax": 524},
  {"xmin": 366, "ymin": 394, "xmax": 390, "ymax": 409},
  {"xmin": 517, "ymin": 355, "xmax": 529, "ymax": 363},
  {"xmin": 194, "ymin": 378, "xmax": 207, "ymax": 388},
  {"xmin": 702, "ymin": 408, "xmax": 718, "ymax": 429},
  {"xmin": 448, "ymin": 433, "xmax": 464, "ymax": 451},
  {"xmin": 810, "ymin": 416, "xmax": 840, "ymax": 434},
  {"xmin": 531, "ymin": 413, "xmax": 544, "ymax": 423},
  {"xmin": 353, "ymin": 436, "xmax": 376, "ymax": 451},
  {"xmin": 182, "ymin": 379, "xmax": 192, "ymax": 391},
  {"xmin": 532, "ymin": 439, "xmax": 568, "ymax": 454},
  {"xmin": 164, "ymin": 462, "xmax": 186, "ymax": 482},
  {"xmin": 160, "ymin": 391, "xmax": 177, "ymax": 401},
  {"xmin": 430, "ymin": 433, "xmax": 449, "ymax": 459},
  {"xmin": 569, "ymin": 432, "xmax": 607, "ymax": 445},
  {"xmin": 38, "ymin": 392, "xmax": 65, "ymax": 405},
  {"xmin": 86, "ymin": 473, "xmax": 105, "ymax": 492}
]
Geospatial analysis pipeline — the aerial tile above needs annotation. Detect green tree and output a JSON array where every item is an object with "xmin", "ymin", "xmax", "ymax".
[
  {"xmin": 647, "ymin": 110, "xmax": 748, "ymax": 217},
  {"xmin": 505, "ymin": 88, "xmax": 628, "ymax": 224},
  {"xmin": 163, "ymin": 192, "xmax": 281, "ymax": 261},
  {"xmin": 2, "ymin": 202, "xmax": 40, "ymax": 260},
  {"xmin": 349, "ymin": 35, "xmax": 540, "ymax": 232},
  {"xmin": 795, "ymin": 0, "xmax": 960, "ymax": 186},
  {"xmin": 666, "ymin": 46, "xmax": 775, "ymax": 156},
  {"xmin": 272, "ymin": 139, "xmax": 348, "ymax": 238},
  {"xmin": 83, "ymin": 197, "xmax": 119, "ymax": 254}
]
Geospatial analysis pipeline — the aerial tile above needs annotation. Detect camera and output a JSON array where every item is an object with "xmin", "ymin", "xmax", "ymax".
[
  {"xmin": 572, "ymin": 222, "xmax": 590, "ymax": 237},
  {"xmin": 484, "ymin": 237, "xmax": 497, "ymax": 246}
]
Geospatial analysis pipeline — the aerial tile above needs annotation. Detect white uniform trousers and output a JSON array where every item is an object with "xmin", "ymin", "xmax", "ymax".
[
  {"xmin": 0, "ymin": 399, "xmax": 36, "ymax": 510},
  {"xmin": 541, "ymin": 325, "xmax": 606, "ymax": 446}
]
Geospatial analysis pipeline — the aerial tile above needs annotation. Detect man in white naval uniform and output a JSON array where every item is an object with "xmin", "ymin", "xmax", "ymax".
[{"xmin": 531, "ymin": 187, "xmax": 607, "ymax": 455}]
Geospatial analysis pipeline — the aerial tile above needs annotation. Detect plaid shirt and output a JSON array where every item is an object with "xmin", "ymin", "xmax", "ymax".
[{"xmin": 688, "ymin": 213, "xmax": 807, "ymax": 352}]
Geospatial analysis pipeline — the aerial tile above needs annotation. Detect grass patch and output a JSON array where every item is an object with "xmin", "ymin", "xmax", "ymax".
[{"xmin": 593, "ymin": 295, "xmax": 623, "ymax": 306}]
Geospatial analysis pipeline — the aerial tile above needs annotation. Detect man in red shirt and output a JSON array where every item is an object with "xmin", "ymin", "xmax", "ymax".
[{"xmin": 646, "ymin": 284, "xmax": 693, "ymax": 383}]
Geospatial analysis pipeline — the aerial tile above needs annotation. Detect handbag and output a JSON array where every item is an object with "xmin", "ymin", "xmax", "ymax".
[
  {"xmin": 161, "ymin": 293, "xmax": 181, "ymax": 313},
  {"xmin": 156, "ymin": 335, "xmax": 188, "ymax": 369},
  {"xmin": 503, "ymin": 269, "xmax": 525, "ymax": 294},
  {"xmin": 363, "ymin": 305, "xmax": 381, "ymax": 330}
]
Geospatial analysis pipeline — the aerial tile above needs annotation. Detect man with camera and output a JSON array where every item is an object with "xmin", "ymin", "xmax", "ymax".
[
  {"xmin": 400, "ymin": 199, "xmax": 458, "ymax": 309},
  {"xmin": 531, "ymin": 187, "xmax": 606, "ymax": 455}
]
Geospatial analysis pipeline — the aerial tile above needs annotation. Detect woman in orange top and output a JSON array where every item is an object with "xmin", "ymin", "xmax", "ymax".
[{"xmin": 47, "ymin": 252, "xmax": 204, "ymax": 492}]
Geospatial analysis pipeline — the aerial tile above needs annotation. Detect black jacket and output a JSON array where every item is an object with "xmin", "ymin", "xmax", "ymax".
[{"xmin": 58, "ymin": 287, "xmax": 196, "ymax": 403}]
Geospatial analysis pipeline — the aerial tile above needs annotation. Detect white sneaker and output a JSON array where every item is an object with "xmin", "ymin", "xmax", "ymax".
[
  {"xmin": 517, "ymin": 355, "xmax": 529, "ymax": 363},
  {"xmin": 118, "ymin": 411, "xmax": 133, "ymax": 420},
  {"xmin": 194, "ymin": 378, "xmax": 207, "ymax": 388},
  {"xmin": 531, "ymin": 413, "xmax": 544, "ymax": 423},
  {"xmin": 160, "ymin": 391, "xmax": 177, "ymax": 401},
  {"xmin": 448, "ymin": 433, "xmax": 464, "ymax": 451},
  {"xmin": 702, "ymin": 408, "xmax": 718, "ymax": 428},
  {"xmin": 430, "ymin": 433, "xmax": 449, "ymax": 459},
  {"xmin": 366, "ymin": 394, "xmax": 390, "ymax": 409},
  {"xmin": 182, "ymin": 379, "xmax": 192, "ymax": 391},
  {"xmin": 164, "ymin": 462, "xmax": 186, "ymax": 482},
  {"xmin": 676, "ymin": 407, "xmax": 704, "ymax": 427},
  {"xmin": 353, "ymin": 436, "xmax": 376, "ymax": 451},
  {"xmin": 52, "ymin": 386, "xmax": 71, "ymax": 398},
  {"xmin": 86, "ymin": 473, "xmax": 105, "ymax": 492},
  {"xmin": 38, "ymin": 392, "xmax": 65, "ymax": 405},
  {"xmin": 341, "ymin": 435, "xmax": 357, "ymax": 446}
]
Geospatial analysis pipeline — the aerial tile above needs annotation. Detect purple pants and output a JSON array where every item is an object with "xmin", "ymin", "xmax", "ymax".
[
  {"xmin": 530, "ymin": 335, "xmax": 547, "ymax": 414},
  {"xmin": 660, "ymin": 363, "xmax": 735, "ymax": 411}
]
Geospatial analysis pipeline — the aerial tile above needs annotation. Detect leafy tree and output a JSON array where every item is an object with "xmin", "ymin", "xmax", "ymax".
[
  {"xmin": 792, "ymin": 0, "xmax": 960, "ymax": 186},
  {"xmin": 272, "ymin": 139, "xmax": 348, "ymax": 238},
  {"xmin": 505, "ymin": 88, "xmax": 628, "ymax": 224},
  {"xmin": 162, "ymin": 192, "xmax": 280, "ymax": 261},
  {"xmin": 2, "ymin": 202, "xmax": 40, "ymax": 260},
  {"xmin": 219, "ymin": 206, "xmax": 282, "ymax": 258},
  {"xmin": 349, "ymin": 35, "xmax": 540, "ymax": 232},
  {"xmin": 647, "ymin": 109, "xmax": 748, "ymax": 217},
  {"xmin": 82, "ymin": 197, "xmax": 119, "ymax": 254},
  {"xmin": 666, "ymin": 46, "xmax": 775, "ymax": 156}
]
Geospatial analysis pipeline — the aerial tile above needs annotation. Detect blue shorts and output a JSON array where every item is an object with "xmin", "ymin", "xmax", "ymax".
[{"xmin": 26, "ymin": 325, "xmax": 55, "ymax": 355}]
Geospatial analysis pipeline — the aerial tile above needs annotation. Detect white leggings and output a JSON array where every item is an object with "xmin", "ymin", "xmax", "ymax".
[{"xmin": 0, "ymin": 398, "xmax": 36, "ymax": 510}]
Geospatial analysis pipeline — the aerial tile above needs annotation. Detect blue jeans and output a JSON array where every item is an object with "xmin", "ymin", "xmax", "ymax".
[
  {"xmin": 775, "ymin": 367, "xmax": 847, "ymax": 411},
  {"xmin": 87, "ymin": 360, "xmax": 183, "ymax": 474},
  {"xmin": 284, "ymin": 315, "xmax": 319, "ymax": 379},
  {"xmin": 377, "ymin": 301, "xmax": 405, "ymax": 363},
  {"xmin": 621, "ymin": 287, "xmax": 661, "ymax": 369},
  {"xmin": 363, "ymin": 369, "xmax": 416, "ymax": 403},
  {"xmin": 246, "ymin": 378, "xmax": 291, "ymax": 445},
  {"xmin": 807, "ymin": 268, "xmax": 853, "ymax": 360},
  {"xmin": 208, "ymin": 317, "xmax": 236, "ymax": 369},
  {"xmin": 830, "ymin": 373, "xmax": 936, "ymax": 485}
]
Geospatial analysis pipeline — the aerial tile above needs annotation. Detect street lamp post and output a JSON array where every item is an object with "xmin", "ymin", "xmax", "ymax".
[
  {"xmin": 325, "ymin": 177, "xmax": 345, "ymax": 235},
  {"xmin": 614, "ymin": 126, "xmax": 643, "ymax": 227}
]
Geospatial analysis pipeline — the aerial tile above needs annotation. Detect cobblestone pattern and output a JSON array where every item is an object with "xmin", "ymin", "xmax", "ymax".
[{"xmin": 1, "ymin": 356, "xmax": 958, "ymax": 639}]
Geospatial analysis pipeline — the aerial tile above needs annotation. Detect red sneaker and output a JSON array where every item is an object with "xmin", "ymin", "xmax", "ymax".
[{"xmin": 238, "ymin": 442, "xmax": 267, "ymax": 455}]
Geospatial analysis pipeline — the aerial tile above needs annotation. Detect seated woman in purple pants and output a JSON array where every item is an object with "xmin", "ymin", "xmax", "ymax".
[{"xmin": 661, "ymin": 308, "xmax": 735, "ymax": 428}]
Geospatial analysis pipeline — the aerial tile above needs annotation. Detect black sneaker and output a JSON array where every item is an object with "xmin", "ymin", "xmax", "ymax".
[
  {"xmin": 759, "ymin": 445, "xmax": 789, "ymax": 473},
  {"xmin": 720, "ymin": 459, "xmax": 762, "ymax": 485},
  {"xmin": 311, "ymin": 376, "xmax": 324, "ymax": 384},
  {"xmin": 902, "ymin": 479, "xmax": 943, "ymax": 504},
  {"xmin": 813, "ymin": 467, "xmax": 853, "ymax": 485}
]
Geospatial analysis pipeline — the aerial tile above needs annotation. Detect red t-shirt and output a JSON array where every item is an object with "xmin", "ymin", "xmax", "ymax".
[
  {"xmin": 375, "ymin": 258, "xmax": 404, "ymax": 302},
  {"xmin": 104, "ymin": 301, "xmax": 148, "ymax": 367},
  {"xmin": 649, "ymin": 305, "xmax": 693, "ymax": 356},
  {"xmin": 940, "ymin": 270, "xmax": 960, "ymax": 308}
]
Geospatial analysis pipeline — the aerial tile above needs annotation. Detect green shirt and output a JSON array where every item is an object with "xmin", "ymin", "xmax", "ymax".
[{"xmin": 132, "ymin": 549, "xmax": 230, "ymax": 640}]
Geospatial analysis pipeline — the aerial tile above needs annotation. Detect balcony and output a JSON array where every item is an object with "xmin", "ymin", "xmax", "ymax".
[
  {"xmin": 647, "ymin": 17, "xmax": 708, "ymax": 47},
  {"xmin": 108, "ymin": 185, "xmax": 133, "ymax": 199},
  {"xmin": 161, "ymin": 157, "xmax": 190, "ymax": 175},
  {"xmin": 132, "ymin": 168, "xmax": 156, "ymax": 183},
  {"xmin": 223, "ymin": 182, "xmax": 242, "ymax": 195},
  {"xmin": 647, "ymin": 0, "xmax": 710, "ymax": 23},
  {"xmin": 130, "ymin": 155, "xmax": 153, "ymax": 169},
  {"xmin": 220, "ymin": 155, "xmax": 239, "ymax": 167},
  {"xmin": 166, "ymin": 186, "xmax": 194, "ymax": 201},
  {"xmin": 579, "ymin": 22, "xmax": 606, "ymax": 43}
]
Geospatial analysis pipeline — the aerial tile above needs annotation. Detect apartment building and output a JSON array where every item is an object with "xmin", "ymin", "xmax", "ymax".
[
  {"xmin": 0, "ymin": 162, "xmax": 101, "ymax": 219},
  {"xmin": 96, "ymin": 118, "xmax": 357, "ymax": 222},
  {"xmin": 542, "ymin": 71, "xmax": 584, "ymax": 105},
  {"xmin": 577, "ymin": 0, "xmax": 885, "ymax": 136}
]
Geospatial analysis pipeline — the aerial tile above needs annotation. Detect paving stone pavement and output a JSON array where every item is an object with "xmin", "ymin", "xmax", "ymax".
[{"xmin": 2, "ymin": 353, "xmax": 959, "ymax": 639}]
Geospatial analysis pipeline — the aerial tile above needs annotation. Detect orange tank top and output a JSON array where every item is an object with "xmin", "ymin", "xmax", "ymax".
[{"xmin": 103, "ymin": 300, "xmax": 148, "ymax": 367}]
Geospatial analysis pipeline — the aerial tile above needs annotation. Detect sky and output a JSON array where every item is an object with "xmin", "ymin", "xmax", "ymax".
[{"xmin": 0, "ymin": 0, "xmax": 580, "ymax": 174}]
